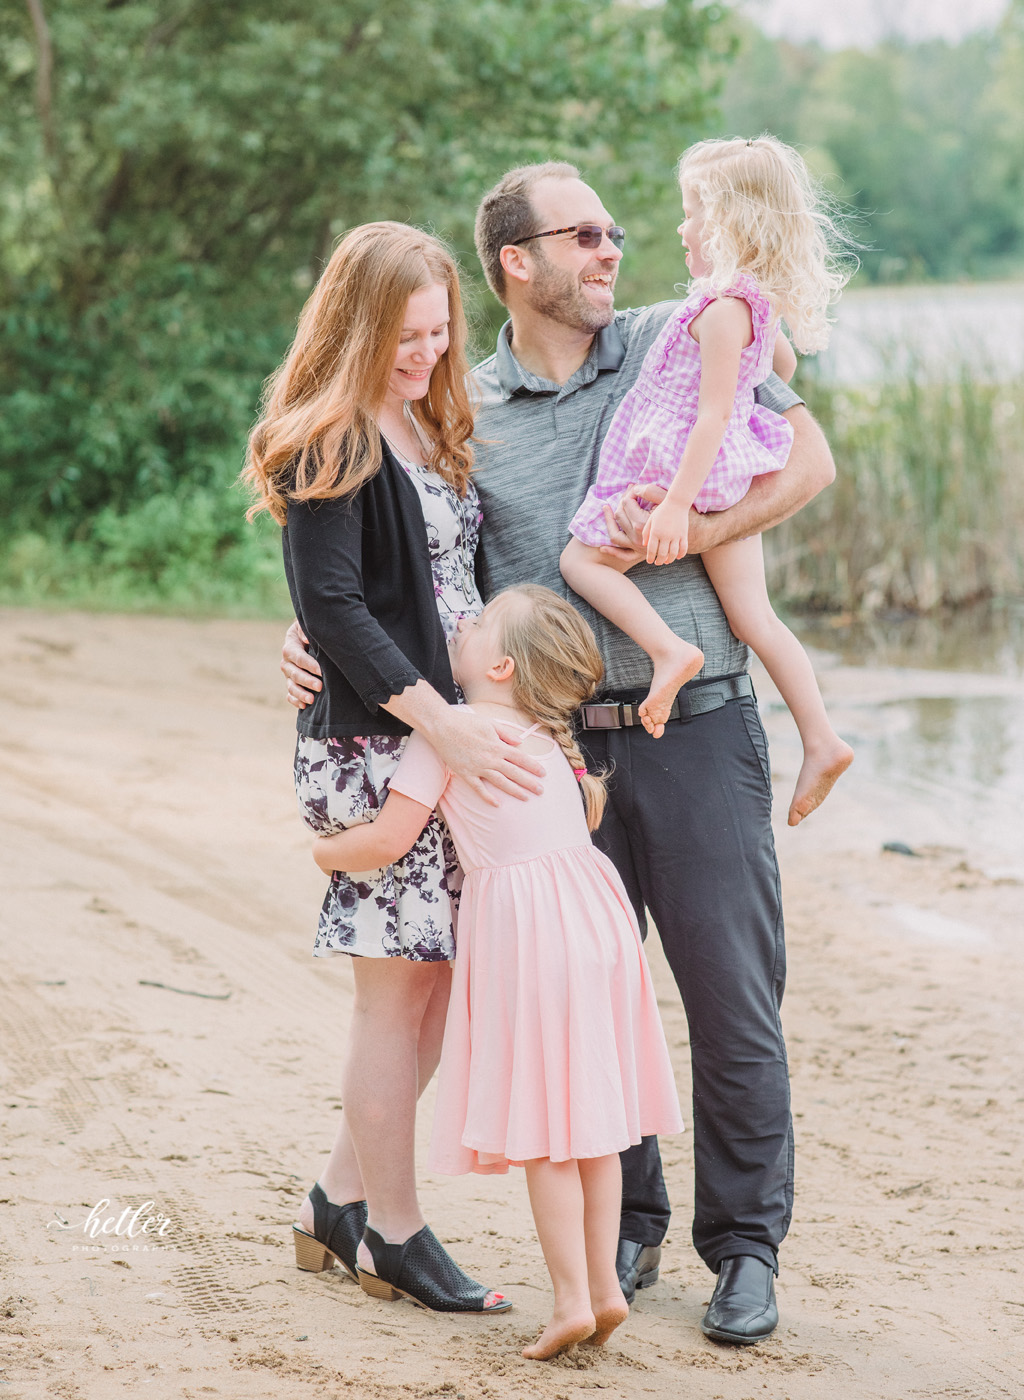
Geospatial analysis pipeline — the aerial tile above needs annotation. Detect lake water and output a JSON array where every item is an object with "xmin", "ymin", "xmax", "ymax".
[
  {"xmin": 813, "ymin": 281, "xmax": 1024, "ymax": 383},
  {"xmin": 758, "ymin": 601, "xmax": 1024, "ymax": 883},
  {"xmin": 790, "ymin": 284, "xmax": 1024, "ymax": 873}
]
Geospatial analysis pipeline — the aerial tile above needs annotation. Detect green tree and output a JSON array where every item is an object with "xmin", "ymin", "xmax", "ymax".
[
  {"xmin": 1, "ymin": 0, "xmax": 724, "ymax": 566},
  {"xmin": 715, "ymin": 14, "xmax": 1024, "ymax": 285}
]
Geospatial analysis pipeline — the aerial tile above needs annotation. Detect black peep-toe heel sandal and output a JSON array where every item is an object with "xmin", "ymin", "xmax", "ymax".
[
  {"xmin": 292, "ymin": 1182, "xmax": 367, "ymax": 1281},
  {"xmin": 357, "ymin": 1224, "xmax": 512, "ymax": 1313}
]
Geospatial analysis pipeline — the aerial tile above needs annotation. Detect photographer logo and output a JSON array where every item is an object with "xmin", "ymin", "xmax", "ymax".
[{"xmin": 48, "ymin": 1198, "xmax": 176, "ymax": 1252}]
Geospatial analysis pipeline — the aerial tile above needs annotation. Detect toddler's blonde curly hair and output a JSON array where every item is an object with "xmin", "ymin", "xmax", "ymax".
[{"xmin": 678, "ymin": 135, "xmax": 855, "ymax": 353}]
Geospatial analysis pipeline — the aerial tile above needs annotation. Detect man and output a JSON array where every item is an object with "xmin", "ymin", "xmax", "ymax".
[{"xmin": 283, "ymin": 163, "xmax": 835, "ymax": 1343}]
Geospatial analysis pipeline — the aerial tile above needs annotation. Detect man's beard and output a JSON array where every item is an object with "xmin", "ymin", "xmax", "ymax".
[{"xmin": 528, "ymin": 250, "xmax": 615, "ymax": 334}]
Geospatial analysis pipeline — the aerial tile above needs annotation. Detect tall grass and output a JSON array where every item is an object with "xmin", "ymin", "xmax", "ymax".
[{"xmin": 767, "ymin": 364, "xmax": 1024, "ymax": 614}]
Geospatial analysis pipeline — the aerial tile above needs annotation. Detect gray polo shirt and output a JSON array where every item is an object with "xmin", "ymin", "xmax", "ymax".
[{"xmin": 472, "ymin": 301, "xmax": 802, "ymax": 691}]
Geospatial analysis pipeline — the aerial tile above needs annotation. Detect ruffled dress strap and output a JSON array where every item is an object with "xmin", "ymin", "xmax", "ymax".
[
  {"xmin": 727, "ymin": 271, "xmax": 776, "ymax": 323},
  {"xmin": 730, "ymin": 272, "xmax": 779, "ymax": 360},
  {"xmin": 686, "ymin": 272, "xmax": 777, "ymax": 335},
  {"xmin": 688, "ymin": 272, "xmax": 779, "ymax": 388},
  {"xmin": 673, "ymin": 282, "xmax": 723, "ymax": 335}
]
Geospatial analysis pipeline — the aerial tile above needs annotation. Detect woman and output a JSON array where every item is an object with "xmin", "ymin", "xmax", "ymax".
[{"xmin": 242, "ymin": 222, "xmax": 541, "ymax": 1313}]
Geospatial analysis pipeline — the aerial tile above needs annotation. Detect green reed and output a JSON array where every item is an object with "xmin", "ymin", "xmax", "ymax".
[{"xmin": 766, "ymin": 364, "xmax": 1024, "ymax": 614}]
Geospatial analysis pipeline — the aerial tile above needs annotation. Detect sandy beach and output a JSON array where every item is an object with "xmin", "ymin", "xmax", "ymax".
[{"xmin": 1, "ymin": 607, "xmax": 1022, "ymax": 1400}]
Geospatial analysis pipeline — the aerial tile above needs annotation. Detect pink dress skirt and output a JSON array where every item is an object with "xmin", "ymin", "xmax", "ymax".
[{"xmin": 389, "ymin": 727, "xmax": 684, "ymax": 1173}]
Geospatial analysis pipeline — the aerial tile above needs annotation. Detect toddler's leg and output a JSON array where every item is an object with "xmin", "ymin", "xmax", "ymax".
[
  {"xmin": 703, "ymin": 537, "xmax": 853, "ymax": 826},
  {"xmin": 578, "ymin": 1154, "xmax": 629, "ymax": 1347},
  {"xmin": 561, "ymin": 537, "xmax": 703, "ymax": 738},
  {"xmin": 522, "ymin": 1157, "xmax": 597, "ymax": 1359}
]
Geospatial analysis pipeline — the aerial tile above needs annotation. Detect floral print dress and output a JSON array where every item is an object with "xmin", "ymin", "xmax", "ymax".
[{"xmin": 294, "ymin": 462, "xmax": 483, "ymax": 961}]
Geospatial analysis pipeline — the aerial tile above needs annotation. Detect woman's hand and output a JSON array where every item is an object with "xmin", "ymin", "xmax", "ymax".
[
  {"xmin": 281, "ymin": 621, "xmax": 322, "ymax": 709},
  {"xmin": 430, "ymin": 705, "xmax": 544, "ymax": 805},
  {"xmin": 642, "ymin": 497, "xmax": 690, "ymax": 565},
  {"xmin": 281, "ymin": 626, "xmax": 543, "ymax": 804}
]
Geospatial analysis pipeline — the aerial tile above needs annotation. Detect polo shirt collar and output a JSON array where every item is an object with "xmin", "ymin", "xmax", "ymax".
[{"xmin": 493, "ymin": 316, "xmax": 626, "ymax": 400}]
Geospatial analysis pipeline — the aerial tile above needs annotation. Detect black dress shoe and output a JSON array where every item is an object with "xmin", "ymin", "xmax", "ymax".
[
  {"xmin": 616, "ymin": 1239, "xmax": 662, "ymax": 1305},
  {"xmin": 700, "ymin": 1256, "xmax": 778, "ymax": 1345}
]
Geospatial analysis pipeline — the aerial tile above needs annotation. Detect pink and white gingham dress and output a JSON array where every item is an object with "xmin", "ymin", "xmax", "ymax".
[{"xmin": 569, "ymin": 274, "xmax": 794, "ymax": 545}]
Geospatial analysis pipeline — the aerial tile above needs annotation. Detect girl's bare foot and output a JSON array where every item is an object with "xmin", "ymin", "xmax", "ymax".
[
  {"xmin": 638, "ymin": 641, "xmax": 704, "ymax": 738},
  {"xmin": 522, "ymin": 1309, "xmax": 596, "ymax": 1360},
  {"xmin": 584, "ymin": 1294, "xmax": 629, "ymax": 1347},
  {"xmin": 788, "ymin": 737, "xmax": 854, "ymax": 826}
]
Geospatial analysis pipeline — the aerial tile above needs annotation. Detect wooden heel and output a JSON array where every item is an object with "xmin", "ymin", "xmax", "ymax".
[
  {"xmin": 358, "ymin": 1269, "xmax": 401, "ymax": 1301},
  {"xmin": 292, "ymin": 1226, "xmax": 336, "ymax": 1273}
]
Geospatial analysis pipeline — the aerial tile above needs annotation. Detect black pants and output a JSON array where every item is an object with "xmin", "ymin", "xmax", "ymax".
[{"xmin": 582, "ymin": 694, "xmax": 793, "ymax": 1274}]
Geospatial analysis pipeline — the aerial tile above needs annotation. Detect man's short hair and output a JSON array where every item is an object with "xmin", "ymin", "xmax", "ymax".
[{"xmin": 474, "ymin": 162, "xmax": 582, "ymax": 303}]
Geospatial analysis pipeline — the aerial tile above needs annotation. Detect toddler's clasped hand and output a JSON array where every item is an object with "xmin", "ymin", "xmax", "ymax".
[{"xmin": 642, "ymin": 498, "xmax": 690, "ymax": 565}]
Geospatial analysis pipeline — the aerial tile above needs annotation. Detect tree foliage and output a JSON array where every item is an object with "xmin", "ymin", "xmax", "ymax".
[
  {"xmin": 716, "ymin": 8, "xmax": 1024, "ymax": 284},
  {"xmin": 1, "ymin": 0, "xmax": 724, "ymax": 571}
]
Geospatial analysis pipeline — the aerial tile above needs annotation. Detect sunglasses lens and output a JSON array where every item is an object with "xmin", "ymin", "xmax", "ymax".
[{"xmin": 577, "ymin": 225, "xmax": 626, "ymax": 250}]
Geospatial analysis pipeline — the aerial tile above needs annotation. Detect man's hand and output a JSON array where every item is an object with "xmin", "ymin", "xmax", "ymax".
[
  {"xmin": 605, "ymin": 482, "xmax": 663, "ymax": 556},
  {"xmin": 595, "ymin": 500, "xmax": 644, "ymax": 566},
  {"xmin": 282, "ymin": 620, "xmax": 322, "ymax": 709},
  {"xmin": 605, "ymin": 483, "xmax": 704, "ymax": 563},
  {"xmin": 642, "ymin": 497, "xmax": 690, "ymax": 565}
]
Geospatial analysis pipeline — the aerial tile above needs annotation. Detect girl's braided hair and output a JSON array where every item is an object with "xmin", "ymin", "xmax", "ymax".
[{"xmin": 491, "ymin": 584, "xmax": 607, "ymax": 831}]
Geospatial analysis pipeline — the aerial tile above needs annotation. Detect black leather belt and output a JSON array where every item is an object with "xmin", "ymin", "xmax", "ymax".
[{"xmin": 580, "ymin": 672, "xmax": 754, "ymax": 730}]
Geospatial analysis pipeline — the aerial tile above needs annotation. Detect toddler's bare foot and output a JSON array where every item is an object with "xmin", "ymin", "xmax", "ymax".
[
  {"xmin": 788, "ymin": 737, "xmax": 854, "ymax": 826},
  {"xmin": 583, "ymin": 1294, "xmax": 629, "ymax": 1347},
  {"xmin": 638, "ymin": 641, "xmax": 704, "ymax": 738},
  {"xmin": 522, "ymin": 1309, "xmax": 596, "ymax": 1360}
]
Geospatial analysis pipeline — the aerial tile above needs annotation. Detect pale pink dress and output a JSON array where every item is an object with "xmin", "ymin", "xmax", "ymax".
[
  {"xmin": 569, "ymin": 273, "xmax": 793, "ymax": 545},
  {"xmin": 388, "ymin": 726, "xmax": 684, "ymax": 1175}
]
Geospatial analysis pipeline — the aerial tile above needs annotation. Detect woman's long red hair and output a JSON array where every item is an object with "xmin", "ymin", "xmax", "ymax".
[{"xmin": 242, "ymin": 222, "xmax": 475, "ymax": 524}]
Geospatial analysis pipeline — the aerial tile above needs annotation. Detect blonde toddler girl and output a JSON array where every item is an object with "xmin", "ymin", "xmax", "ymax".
[{"xmin": 561, "ymin": 135, "xmax": 854, "ymax": 826}]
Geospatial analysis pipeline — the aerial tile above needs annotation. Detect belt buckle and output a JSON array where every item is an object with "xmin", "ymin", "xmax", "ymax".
[{"xmin": 581, "ymin": 702, "xmax": 623, "ymax": 730}]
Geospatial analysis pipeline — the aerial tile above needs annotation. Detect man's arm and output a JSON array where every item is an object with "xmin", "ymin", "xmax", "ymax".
[
  {"xmin": 687, "ymin": 404, "xmax": 834, "ymax": 551},
  {"xmin": 605, "ymin": 404, "xmax": 834, "ymax": 558}
]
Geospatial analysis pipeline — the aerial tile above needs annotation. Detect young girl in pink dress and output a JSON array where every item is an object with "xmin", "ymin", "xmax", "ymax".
[
  {"xmin": 561, "ymin": 135, "xmax": 854, "ymax": 826},
  {"xmin": 313, "ymin": 584, "xmax": 683, "ymax": 1361}
]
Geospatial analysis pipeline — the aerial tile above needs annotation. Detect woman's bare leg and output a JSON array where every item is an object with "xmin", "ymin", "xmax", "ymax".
[
  {"xmin": 522, "ymin": 1157, "xmax": 597, "ymax": 1359},
  {"xmin": 578, "ymin": 1154, "xmax": 629, "ymax": 1346},
  {"xmin": 703, "ymin": 536, "xmax": 853, "ymax": 826},
  {"xmin": 561, "ymin": 538, "xmax": 703, "ymax": 738},
  {"xmin": 296, "ymin": 958, "xmax": 450, "ymax": 1253}
]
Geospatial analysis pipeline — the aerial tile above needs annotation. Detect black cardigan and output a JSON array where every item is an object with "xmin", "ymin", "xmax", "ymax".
[{"xmin": 282, "ymin": 442, "xmax": 459, "ymax": 738}]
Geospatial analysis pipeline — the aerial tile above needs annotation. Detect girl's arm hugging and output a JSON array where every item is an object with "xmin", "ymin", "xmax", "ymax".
[{"xmin": 313, "ymin": 793, "xmax": 434, "ymax": 875}]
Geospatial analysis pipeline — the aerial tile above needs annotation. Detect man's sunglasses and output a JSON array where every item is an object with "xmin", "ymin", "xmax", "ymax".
[{"xmin": 511, "ymin": 223, "xmax": 626, "ymax": 251}]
